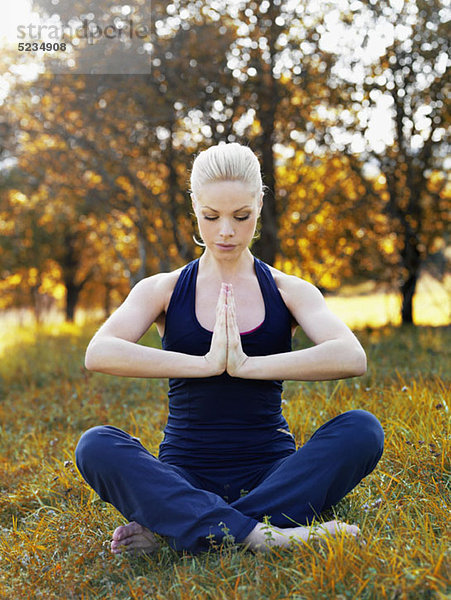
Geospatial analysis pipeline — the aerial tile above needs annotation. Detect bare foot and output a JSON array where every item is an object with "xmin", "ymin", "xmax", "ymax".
[
  {"xmin": 110, "ymin": 521, "xmax": 160, "ymax": 555},
  {"xmin": 243, "ymin": 519, "xmax": 360, "ymax": 552}
]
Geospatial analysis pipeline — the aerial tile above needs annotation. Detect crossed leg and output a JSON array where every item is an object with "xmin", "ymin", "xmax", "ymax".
[
  {"xmin": 76, "ymin": 410, "xmax": 384, "ymax": 555},
  {"xmin": 109, "ymin": 410, "xmax": 383, "ymax": 553},
  {"xmin": 75, "ymin": 425, "xmax": 258, "ymax": 554},
  {"xmin": 231, "ymin": 409, "xmax": 385, "ymax": 531}
]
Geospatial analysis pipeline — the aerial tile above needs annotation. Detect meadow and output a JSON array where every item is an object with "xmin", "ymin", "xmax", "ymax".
[{"xmin": 0, "ymin": 321, "xmax": 449, "ymax": 599}]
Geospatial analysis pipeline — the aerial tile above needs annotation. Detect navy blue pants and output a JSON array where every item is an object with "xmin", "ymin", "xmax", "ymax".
[{"xmin": 75, "ymin": 409, "xmax": 384, "ymax": 554}]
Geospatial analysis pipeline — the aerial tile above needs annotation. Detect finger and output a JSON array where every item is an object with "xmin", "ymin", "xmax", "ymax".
[
  {"xmin": 226, "ymin": 306, "xmax": 235, "ymax": 345},
  {"xmin": 227, "ymin": 289, "xmax": 238, "ymax": 328},
  {"xmin": 229, "ymin": 286, "xmax": 236, "ymax": 312},
  {"xmin": 223, "ymin": 283, "xmax": 231, "ymax": 306},
  {"xmin": 216, "ymin": 284, "xmax": 227, "ymax": 315},
  {"xmin": 214, "ymin": 302, "xmax": 227, "ymax": 334},
  {"xmin": 226, "ymin": 297, "xmax": 240, "ymax": 342},
  {"xmin": 228, "ymin": 285, "xmax": 238, "ymax": 313}
]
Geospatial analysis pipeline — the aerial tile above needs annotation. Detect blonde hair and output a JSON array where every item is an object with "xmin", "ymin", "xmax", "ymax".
[{"xmin": 190, "ymin": 142, "xmax": 263, "ymax": 201}]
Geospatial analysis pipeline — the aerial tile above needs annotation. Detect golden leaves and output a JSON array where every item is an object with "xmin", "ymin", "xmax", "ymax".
[{"xmin": 9, "ymin": 191, "xmax": 28, "ymax": 205}]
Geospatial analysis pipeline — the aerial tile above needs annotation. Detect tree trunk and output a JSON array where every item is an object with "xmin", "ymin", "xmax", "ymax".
[
  {"xmin": 401, "ymin": 274, "xmax": 417, "ymax": 324},
  {"xmin": 254, "ymin": 133, "xmax": 278, "ymax": 265},
  {"xmin": 251, "ymin": 17, "xmax": 280, "ymax": 265},
  {"xmin": 31, "ymin": 283, "xmax": 42, "ymax": 324},
  {"xmin": 65, "ymin": 282, "xmax": 81, "ymax": 322},
  {"xmin": 61, "ymin": 232, "xmax": 91, "ymax": 321},
  {"xmin": 400, "ymin": 233, "xmax": 421, "ymax": 325},
  {"xmin": 167, "ymin": 120, "xmax": 194, "ymax": 263}
]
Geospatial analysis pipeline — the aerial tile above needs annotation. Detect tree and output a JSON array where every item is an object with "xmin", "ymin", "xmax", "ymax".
[
  {"xmin": 205, "ymin": 0, "xmax": 338, "ymax": 264},
  {"xmin": 332, "ymin": 0, "xmax": 450, "ymax": 323},
  {"xmin": 5, "ymin": 0, "xmax": 445, "ymax": 325},
  {"xmin": 2, "ymin": 1, "xmax": 244, "ymax": 318}
]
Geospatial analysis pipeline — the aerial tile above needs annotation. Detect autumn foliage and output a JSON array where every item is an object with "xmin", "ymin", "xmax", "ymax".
[{"xmin": 0, "ymin": 0, "xmax": 449, "ymax": 324}]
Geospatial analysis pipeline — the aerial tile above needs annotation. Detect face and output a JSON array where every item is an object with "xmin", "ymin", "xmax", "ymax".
[{"xmin": 192, "ymin": 181, "xmax": 263, "ymax": 257}]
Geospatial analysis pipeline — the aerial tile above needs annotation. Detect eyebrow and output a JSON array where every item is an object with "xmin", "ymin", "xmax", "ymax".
[{"xmin": 200, "ymin": 205, "xmax": 252, "ymax": 213}]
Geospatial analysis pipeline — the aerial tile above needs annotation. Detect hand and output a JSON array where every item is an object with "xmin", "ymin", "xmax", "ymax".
[
  {"xmin": 203, "ymin": 283, "xmax": 228, "ymax": 375},
  {"xmin": 225, "ymin": 284, "xmax": 249, "ymax": 377}
]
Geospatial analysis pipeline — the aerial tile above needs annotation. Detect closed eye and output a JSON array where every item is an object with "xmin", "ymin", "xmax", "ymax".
[{"xmin": 203, "ymin": 215, "xmax": 250, "ymax": 221}]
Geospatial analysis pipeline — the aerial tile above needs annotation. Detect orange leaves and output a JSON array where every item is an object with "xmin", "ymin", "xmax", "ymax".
[
  {"xmin": 82, "ymin": 170, "xmax": 103, "ymax": 187},
  {"xmin": 8, "ymin": 190, "xmax": 28, "ymax": 205},
  {"xmin": 380, "ymin": 236, "xmax": 396, "ymax": 255}
]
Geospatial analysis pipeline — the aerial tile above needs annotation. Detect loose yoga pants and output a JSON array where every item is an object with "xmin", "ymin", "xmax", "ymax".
[{"xmin": 75, "ymin": 409, "xmax": 384, "ymax": 554}]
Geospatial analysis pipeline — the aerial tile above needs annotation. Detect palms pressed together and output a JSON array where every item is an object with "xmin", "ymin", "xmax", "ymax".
[{"xmin": 204, "ymin": 283, "xmax": 249, "ymax": 378}]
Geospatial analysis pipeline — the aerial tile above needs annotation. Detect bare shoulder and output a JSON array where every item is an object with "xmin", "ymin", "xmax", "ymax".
[
  {"xmin": 93, "ymin": 265, "xmax": 186, "ymax": 343},
  {"xmin": 132, "ymin": 266, "xmax": 184, "ymax": 310},
  {"xmin": 267, "ymin": 265, "xmax": 324, "ymax": 310}
]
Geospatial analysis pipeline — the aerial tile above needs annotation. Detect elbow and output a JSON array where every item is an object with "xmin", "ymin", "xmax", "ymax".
[
  {"xmin": 350, "ymin": 346, "xmax": 367, "ymax": 377},
  {"xmin": 84, "ymin": 340, "xmax": 101, "ymax": 372},
  {"xmin": 338, "ymin": 340, "xmax": 366, "ymax": 378},
  {"xmin": 84, "ymin": 350, "xmax": 95, "ymax": 372}
]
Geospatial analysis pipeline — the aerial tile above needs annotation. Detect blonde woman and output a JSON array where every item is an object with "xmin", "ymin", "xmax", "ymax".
[{"xmin": 76, "ymin": 142, "xmax": 384, "ymax": 554}]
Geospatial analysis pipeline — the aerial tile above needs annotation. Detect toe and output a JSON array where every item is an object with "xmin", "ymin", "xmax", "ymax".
[
  {"xmin": 112, "ymin": 525, "xmax": 127, "ymax": 541},
  {"xmin": 113, "ymin": 521, "xmax": 141, "ymax": 541}
]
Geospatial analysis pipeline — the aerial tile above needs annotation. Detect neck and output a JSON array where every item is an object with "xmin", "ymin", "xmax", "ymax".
[{"xmin": 198, "ymin": 248, "xmax": 254, "ymax": 282}]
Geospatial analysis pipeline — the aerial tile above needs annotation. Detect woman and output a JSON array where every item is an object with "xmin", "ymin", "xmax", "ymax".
[{"xmin": 75, "ymin": 142, "xmax": 384, "ymax": 555}]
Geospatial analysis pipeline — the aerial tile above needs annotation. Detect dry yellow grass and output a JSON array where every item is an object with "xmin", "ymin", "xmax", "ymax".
[{"xmin": 0, "ymin": 317, "xmax": 449, "ymax": 599}]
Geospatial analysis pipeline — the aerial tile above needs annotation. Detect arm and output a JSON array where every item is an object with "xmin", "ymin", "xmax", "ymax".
[
  {"xmin": 85, "ymin": 274, "xmax": 228, "ymax": 379},
  {"xmin": 226, "ymin": 276, "xmax": 367, "ymax": 381}
]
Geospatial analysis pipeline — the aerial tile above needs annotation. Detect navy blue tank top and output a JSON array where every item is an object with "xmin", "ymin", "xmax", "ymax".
[{"xmin": 158, "ymin": 257, "xmax": 296, "ymax": 470}]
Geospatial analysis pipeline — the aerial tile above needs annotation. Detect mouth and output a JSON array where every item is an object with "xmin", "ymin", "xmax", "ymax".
[{"xmin": 216, "ymin": 243, "xmax": 236, "ymax": 250}]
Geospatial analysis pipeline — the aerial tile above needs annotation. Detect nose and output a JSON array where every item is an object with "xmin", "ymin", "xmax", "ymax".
[{"xmin": 219, "ymin": 218, "xmax": 235, "ymax": 238}]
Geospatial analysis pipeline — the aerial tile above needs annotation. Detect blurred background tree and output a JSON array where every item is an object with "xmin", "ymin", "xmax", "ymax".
[
  {"xmin": 330, "ymin": 0, "xmax": 450, "ymax": 323},
  {"xmin": 0, "ymin": 0, "xmax": 449, "ymax": 323}
]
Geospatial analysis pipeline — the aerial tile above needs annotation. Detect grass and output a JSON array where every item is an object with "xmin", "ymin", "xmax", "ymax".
[{"xmin": 0, "ymin": 322, "xmax": 449, "ymax": 599}]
